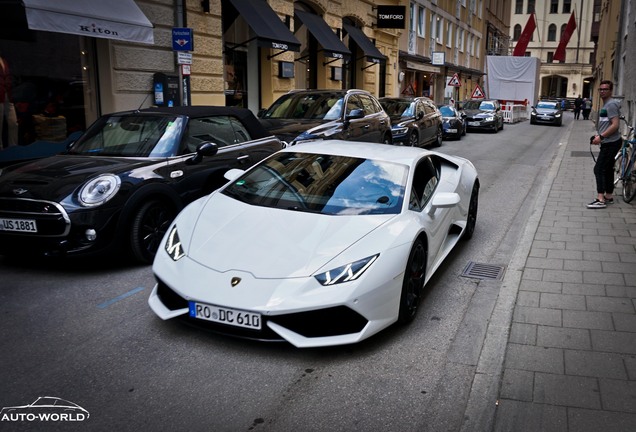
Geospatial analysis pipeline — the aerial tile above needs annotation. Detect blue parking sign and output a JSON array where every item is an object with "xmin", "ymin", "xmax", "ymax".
[{"xmin": 172, "ymin": 28, "xmax": 193, "ymax": 51}]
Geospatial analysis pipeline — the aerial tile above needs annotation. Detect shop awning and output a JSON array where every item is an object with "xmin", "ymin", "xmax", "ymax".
[
  {"xmin": 224, "ymin": 0, "xmax": 300, "ymax": 52},
  {"xmin": 295, "ymin": 10, "xmax": 350, "ymax": 60},
  {"xmin": 21, "ymin": 0, "xmax": 154, "ymax": 44},
  {"xmin": 343, "ymin": 24, "xmax": 386, "ymax": 64}
]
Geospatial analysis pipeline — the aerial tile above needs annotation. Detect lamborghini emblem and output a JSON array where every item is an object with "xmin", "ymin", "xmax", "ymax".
[{"xmin": 231, "ymin": 277, "xmax": 241, "ymax": 287}]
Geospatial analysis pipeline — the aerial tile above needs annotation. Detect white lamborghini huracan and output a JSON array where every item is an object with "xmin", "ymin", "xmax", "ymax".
[{"xmin": 148, "ymin": 141, "xmax": 479, "ymax": 348}]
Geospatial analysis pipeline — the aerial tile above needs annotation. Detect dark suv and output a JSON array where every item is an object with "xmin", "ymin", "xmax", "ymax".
[
  {"xmin": 258, "ymin": 89, "xmax": 392, "ymax": 145},
  {"xmin": 380, "ymin": 97, "xmax": 443, "ymax": 147}
]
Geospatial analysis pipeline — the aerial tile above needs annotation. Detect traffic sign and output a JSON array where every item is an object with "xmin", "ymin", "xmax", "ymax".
[
  {"xmin": 448, "ymin": 73, "xmax": 461, "ymax": 87},
  {"xmin": 471, "ymin": 84, "xmax": 485, "ymax": 99},
  {"xmin": 172, "ymin": 28, "xmax": 193, "ymax": 51}
]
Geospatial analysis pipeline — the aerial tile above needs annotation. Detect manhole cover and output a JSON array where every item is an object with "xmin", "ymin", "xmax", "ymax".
[{"xmin": 461, "ymin": 262, "xmax": 505, "ymax": 280}]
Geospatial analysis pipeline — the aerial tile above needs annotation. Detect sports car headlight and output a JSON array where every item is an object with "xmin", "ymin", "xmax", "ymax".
[
  {"xmin": 165, "ymin": 225, "xmax": 186, "ymax": 261},
  {"xmin": 392, "ymin": 126, "xmax": 409, "ymax": 135},
  {"xmin": 78, "ymin": 174, "xmax": 121, "ymax": 207},
  {"xmin": 484, "ymin": 116, "xmax": 495, "ymax": 122},
  {"xmin": 314, "ymin": 254, "xmax": 379, "ymax": 286},
  {"xmin": 555, "ymin": 113, "xmax": 562, "ymax": 117},
  {"xmin": 530, "ymin": 112, "xmax": 537, "ymax": 116}
]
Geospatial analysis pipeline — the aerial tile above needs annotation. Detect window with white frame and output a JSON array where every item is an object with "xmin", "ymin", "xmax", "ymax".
[
  {"xmin": 459, "ymin": 28, "xmax": 465, "ymax": 52},
  {"xmin": 410, "ymin": 2, "xmax": 416, "ymax": 32},
  {"xmin": 436, "ymin": 16, "xmax": 443, "ymax": 44},
  {"xmin": 417, "ymin": 6, "xmax": 425, "ymax": 37},
  {"xmin": 476, "ymin": 38, "xmax": 480, "ymax": 58},
  {"xmin": 446, "ymin": 21, "xmax": 452, "ymax": 47}
]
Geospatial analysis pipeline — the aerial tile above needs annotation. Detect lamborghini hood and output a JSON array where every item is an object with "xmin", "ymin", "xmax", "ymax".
[{"xmin": 184, "ymin": 194, "xmax": 394, "ymax": 279}]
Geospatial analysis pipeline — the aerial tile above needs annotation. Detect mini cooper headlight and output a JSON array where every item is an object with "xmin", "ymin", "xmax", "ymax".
[
  {"xmin": 165, "ymin": 225, "xmax": 185, "ymax": 261},
  {"xmin": 78, "ymin": 174, "xmax": 121, "ymax": 207},
  {"xmin": 314, "ymin": 254, "xmax": 379, "ymax": 286}
]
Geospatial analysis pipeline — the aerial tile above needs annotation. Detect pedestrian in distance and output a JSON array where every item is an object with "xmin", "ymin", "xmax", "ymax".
[
  {"xmin": 587, "ymin": 80, "xmax": 622, "ymax": 209},
  {"xmin": 561, "ymin": 99, "xmax": 566, "ymax": 111},
  {"xmin": 582, "ymin": 97, "xmax": 592, "ymax": 120},
  {"xmin": 574, "ymin": 94, "xmax": 583, "ymax": 120}
]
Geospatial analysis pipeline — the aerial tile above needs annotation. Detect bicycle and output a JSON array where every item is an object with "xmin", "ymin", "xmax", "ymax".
[{"xmin": 614, "ymin": 116, "xmax": 636, "ymax": 202}]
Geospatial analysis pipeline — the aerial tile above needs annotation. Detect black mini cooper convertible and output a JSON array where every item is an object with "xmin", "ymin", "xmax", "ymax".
[{"xmin": 0, "ymin": 106, "xmax": 282, "ymax": 263}]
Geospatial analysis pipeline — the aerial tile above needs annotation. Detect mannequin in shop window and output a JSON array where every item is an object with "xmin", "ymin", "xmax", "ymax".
[{"xmin": 0, "ymin": 53, "xmax": 18, "ymax": 148}]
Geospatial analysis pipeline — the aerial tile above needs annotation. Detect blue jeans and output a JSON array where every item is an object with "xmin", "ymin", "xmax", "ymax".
[{"xmin": 594, "ymin": 138, "xmax": 622, "ymax": 195}]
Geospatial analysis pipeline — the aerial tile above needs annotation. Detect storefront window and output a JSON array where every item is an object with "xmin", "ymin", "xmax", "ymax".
[{"xmin": 1, "ymin": 33, "xmax": 92, "ymax": 147}]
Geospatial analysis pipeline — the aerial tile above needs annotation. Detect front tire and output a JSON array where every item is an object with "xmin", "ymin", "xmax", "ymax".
[
  {"xmin": 398, "ymin": 239, "xmax": 426, "ymax": 324},
  {"xmin": 130, "ymin": 200, "xmax": 175, "ymax": 264},
  {"xmin": 382, "ymin": 133, "xmax": 393, "ymax": 145},
  {"xmin": 409, "ymin": 131, "xmax": 419, "ymax": 147},
  {"xmin": 463, "ymin": 182, "xmax": 479, "ymax": 240}
]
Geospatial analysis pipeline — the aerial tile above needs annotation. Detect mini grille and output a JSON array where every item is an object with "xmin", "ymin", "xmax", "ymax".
[{"xmin": 461, "ymin": 262, "xmax": 505, "ymax": 280}]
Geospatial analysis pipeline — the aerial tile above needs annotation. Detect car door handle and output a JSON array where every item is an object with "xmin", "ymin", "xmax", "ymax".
[
  {"xmin": 364, "ymin": 125, "xmax": 370, "ymax": 129},
  {"xmin": 237, "ymin": 155, "xmax": 250, "ymax": 164}
]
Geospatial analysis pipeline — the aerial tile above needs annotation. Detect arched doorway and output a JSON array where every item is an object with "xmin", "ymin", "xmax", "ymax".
[{"xmin": 540, "ymin": 74, "xmax": 568, "ymax": 99}]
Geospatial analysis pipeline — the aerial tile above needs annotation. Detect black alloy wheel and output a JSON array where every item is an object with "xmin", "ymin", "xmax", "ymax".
[
  {"xmin": 130, "ymin": 200, "xmax": 175, "ymax": 264},
  {"xmin": 462, "ymin": 182, "xmax": 479, "ymax": 240},
  {"xmin": 409, "ymin": 132, "xmax": 419, "ymax": 147},
  {"xmin": 398, "ymin": 239, "xmax": 426, "ymax": 324}
]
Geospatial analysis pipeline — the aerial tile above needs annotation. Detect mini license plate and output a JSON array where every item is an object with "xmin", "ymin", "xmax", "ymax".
[
  {"xmin": 189, "ymin": 301, "xmax": 261, "ymax": 330},
  {"xmin": 0, "ymin": 218, "xmax": 38, "ymax": 233},
  {"xmin": 468, "ymin": 121, "xmax": 480, "ymax": 126},
  {"xmin": 447, "ymin": 128, "xmax": 457, "ymax": 133}
]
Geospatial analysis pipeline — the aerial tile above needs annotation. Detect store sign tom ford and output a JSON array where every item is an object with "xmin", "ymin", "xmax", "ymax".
[{"xmin": 376, "ymin": 5, "xmax": 406, "ymax": 29}]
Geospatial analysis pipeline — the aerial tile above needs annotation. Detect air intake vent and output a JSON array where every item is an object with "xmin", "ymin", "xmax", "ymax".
[{"xmin": 461, "ymin": 262, "xmax": 505, "ymax": 280}]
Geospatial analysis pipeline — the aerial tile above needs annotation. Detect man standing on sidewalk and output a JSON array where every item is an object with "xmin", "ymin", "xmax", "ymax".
[{"xmin": 587, "ymin": 80, "xmax": 622, "ymax": 209}]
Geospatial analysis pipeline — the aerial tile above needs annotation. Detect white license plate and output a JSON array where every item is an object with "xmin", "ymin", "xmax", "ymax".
[
  {"xmin": 189, "ymin": 301, "xmax": 261, "ymax": 330},
  {"xmin": 0, "ymin": 218, "xmax": 38, "ymax": 232},
  {"xmin": 468, "ymin": 121, "xmax": 480, "ymax": 126},
  {"xmin": 447, "ymin": 128, "xmax": 457, "ymax": 133}
]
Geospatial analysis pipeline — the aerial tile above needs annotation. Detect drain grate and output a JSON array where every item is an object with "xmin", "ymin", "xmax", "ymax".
[{"xmin": 461, "ymin": 262, "xmax": 505, "ymax": 280}]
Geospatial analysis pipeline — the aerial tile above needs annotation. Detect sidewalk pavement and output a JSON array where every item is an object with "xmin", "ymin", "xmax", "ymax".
[{"xmin": 462, "ymin": 116, "xmax": 636, "ymax": 432}]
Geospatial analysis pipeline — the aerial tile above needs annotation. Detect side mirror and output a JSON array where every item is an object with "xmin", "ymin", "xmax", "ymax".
[
  {"xmin": 417, "ymin": 111, "xmax": 424, "ymax": 120},
  {"xmin": 224, "ymin": 168, "xmax": 244, "ymax": 182},
  {"xmin": 187, "ymin": 141, "xmax": 218, "ymax": 165},
  {"xmin": 345, "ymin": 109, "xmax": 365, "ymax": 120},
  {"xmin": 257, "ymin": 108, "xmax": 266, "ymax": 118},
  {"xmin": 427, "ymin": 192, "xmax": 460, "ymax": 216}
]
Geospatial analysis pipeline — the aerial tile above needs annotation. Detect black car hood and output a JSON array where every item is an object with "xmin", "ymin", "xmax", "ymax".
[
  {"xmin": 259, "ymin": 118, "xmax": 339, "ymax": 142},
  {"xmin": 464, "ymin": 108, "xmax": 496, "ymax": 118},
  {"xmin": 0, "ymin": 155, "xmax": 161, "ymax": 201},
  {"xmin": 535, "ymin": 108, "xmax": 559, "ymax": 114}
]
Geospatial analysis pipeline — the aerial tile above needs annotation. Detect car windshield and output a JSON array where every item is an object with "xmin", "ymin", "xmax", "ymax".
[
  {"xmin": 223, "ymin": 152, "xmax": 408, "ymax": 215},
  {"xmin": 260, "ymin": 93, "xmax": 344, "ymax": 120},
  {"xmin": 537, "ymin": 102, "xmax": 557, "ymax": 109},
  {"xmin": 463, "ymin": 100, "xmax": 494, "ymax": 110},
  {"xmin": 68, "ymin": 114, "xmax": 185, "ymax": 157},
  {"xmin": 380, "ymin": 100, "xmax": 414, "ymax": 117},
  {"xmin": 439, "ymin": 106, "xmax": 455, "ymax": 116}
]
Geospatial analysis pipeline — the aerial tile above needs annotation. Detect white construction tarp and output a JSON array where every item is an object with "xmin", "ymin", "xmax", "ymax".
[{"xmin": 486, "ymin": 56, "xmax": 540, "ymax": 104}]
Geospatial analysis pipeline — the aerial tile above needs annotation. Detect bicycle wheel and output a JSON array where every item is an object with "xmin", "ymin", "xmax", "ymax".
[
  {"xmin": 623, "ymin": 168, "xmax": 636, "ymax": 203},
  {"xmin": 615, "ymin": 152, "xmax": 626, "ymax": 186}
]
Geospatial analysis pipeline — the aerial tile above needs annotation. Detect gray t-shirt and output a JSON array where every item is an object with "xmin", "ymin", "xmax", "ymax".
[{"xmin": 597, "ymin": 98, "xmax": 621, "ymax": 142}]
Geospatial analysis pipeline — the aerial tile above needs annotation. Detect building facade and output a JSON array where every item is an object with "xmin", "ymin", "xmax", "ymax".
[
  {"xmin": 1, "ymin": 0, "xmax": 517, "ymax": 149},
  {"xmin": 510, "ymin": 0, "xmax": 595, "ymax": 101}
]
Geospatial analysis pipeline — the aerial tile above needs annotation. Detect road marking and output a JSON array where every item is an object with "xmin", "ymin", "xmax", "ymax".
[{"xmin": 97, "ymin": 287, "xmax": 145, "ymax": 309}]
